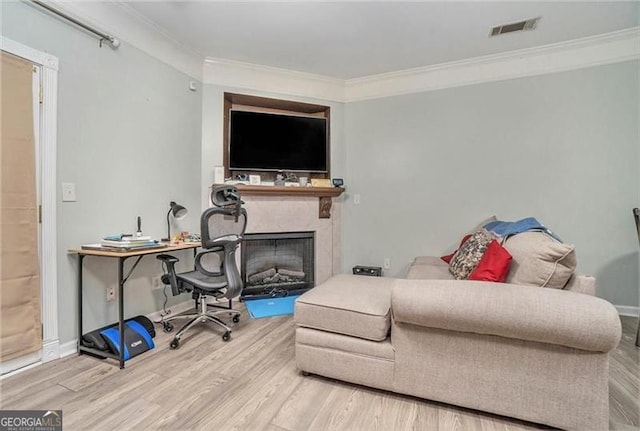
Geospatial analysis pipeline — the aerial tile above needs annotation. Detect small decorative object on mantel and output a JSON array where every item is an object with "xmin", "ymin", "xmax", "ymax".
[
  {"xmin": 275, "ymin": 172, "xmax": 285, "ymax": 186},
  {"xmin": 311, "ymin": 178, "xmax": 332, "ymax": 188},
  {"xmin": 332, "ymin": 178, "xmax": 344, "ymax": 187},
  {"xmin": 249, "ymin": 175, "xmax": 261, "ymax": 185}
]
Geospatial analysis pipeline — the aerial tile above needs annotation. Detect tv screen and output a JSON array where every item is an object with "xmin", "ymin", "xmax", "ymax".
[{"xmin": 229, "ymin": 110, "xmax": 328, "ymax": 173}]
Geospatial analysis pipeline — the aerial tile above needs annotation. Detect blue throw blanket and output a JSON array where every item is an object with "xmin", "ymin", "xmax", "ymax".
[{"xmin": 484, "ymin": 217, "xmax": 562, "ymax": 242}]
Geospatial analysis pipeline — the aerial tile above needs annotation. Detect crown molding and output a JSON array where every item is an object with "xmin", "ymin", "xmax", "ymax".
[
  {"xmin": 29, "ymin": 2, "xmax": 639, "ymax": 103},
  {"xmin": 45, "ymin": 0, "xmax": 204, "ymax": 80},
  {"xmin": 344, "ymin": 27, "xmax": 640, "ymax": 102},
  {"xmin": 202, "ymin": 27, "xmax": 638, "ymax": 103},
  {"xmin": 203, "ymin": 58, "xmax": 345, "ymax": 102}
]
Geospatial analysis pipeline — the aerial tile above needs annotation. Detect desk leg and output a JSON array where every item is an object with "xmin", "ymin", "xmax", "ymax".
[
  {"xmin": 118, "ymin": 258, "xmax": 125, "ymax": 369},
  {"xmin": 77, "ymin": 255, "xmax": 85, "ymax": 355}
]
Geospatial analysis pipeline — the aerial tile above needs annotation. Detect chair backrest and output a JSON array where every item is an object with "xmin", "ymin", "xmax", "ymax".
[
  {"xmin": 201, "ymin": 207, "xmax": 247, "ymax": 249},
  {"xmin": 633, "ymin": 208, "xmax": 640, "ymax": 246},
  {"xmin": 197, "ymin": 205, "xmax": 247, "ymax": 299}
]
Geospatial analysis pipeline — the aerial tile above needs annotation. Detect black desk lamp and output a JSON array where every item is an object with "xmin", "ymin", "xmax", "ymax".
[{"xmin": 163, "ymin": 201, "xmax": 188, "ymax": 241}]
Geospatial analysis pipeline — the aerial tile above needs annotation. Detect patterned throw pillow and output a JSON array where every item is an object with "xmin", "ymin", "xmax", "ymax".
[{"xmin": 449, "ymin": 229, "xmax": 496, "ymax": 280}]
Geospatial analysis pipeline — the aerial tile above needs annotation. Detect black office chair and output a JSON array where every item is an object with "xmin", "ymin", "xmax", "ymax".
[
  {"xmin": 633, "ymin": 208, "xmax": 640, "ymax": 347},
  {"xmin": 157, "ymin": 186, "xmax": 247, "ymax": 349}
]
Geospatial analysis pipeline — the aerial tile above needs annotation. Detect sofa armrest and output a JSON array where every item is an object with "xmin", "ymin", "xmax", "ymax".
[
  {"xmin": 391, "ymin": 279, "xmax": 621, "ymax": 352},
  {"xmin": 563, "ymin": 274, "xmax": 595, "ymax": 295}
]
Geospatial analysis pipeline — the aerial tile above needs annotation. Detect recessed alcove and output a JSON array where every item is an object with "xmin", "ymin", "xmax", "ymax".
[{"xmin": 223, "ymin": 92, "xmax": 332, "ymax": 181}]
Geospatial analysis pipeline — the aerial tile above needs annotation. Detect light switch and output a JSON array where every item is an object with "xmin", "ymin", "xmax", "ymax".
[{"xmin": 62, "ymin": 182, "xmax": 76, "ymax": 202}]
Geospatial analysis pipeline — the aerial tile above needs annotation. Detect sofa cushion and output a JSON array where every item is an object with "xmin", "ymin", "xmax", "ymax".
[
  {"xmin": 407, "ymin": 258, "xmax": 454, "ymax": 280},
  {"xmin": 294, "ymin": 274, "xmax": 394, "ymax": 341},
  {"xmin": 449, "ymin": 229, "xmax": 496, "ymax": 280},
  {"xmin": 503, "ymin": 232, "xmax": 577, "ymax": 289}
]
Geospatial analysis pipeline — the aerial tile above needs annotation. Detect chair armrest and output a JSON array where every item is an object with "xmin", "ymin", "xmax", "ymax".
[
  {"xmin": 391, "ymin": 279, "xmax": 621, "ymax": 352},
  {"xmin": 156, "ymin": 254, "xmax": 179, "ymax": 264},
  {"xmin": 156, "ymin": 254, "xmax": 181, "ymax": 295}
]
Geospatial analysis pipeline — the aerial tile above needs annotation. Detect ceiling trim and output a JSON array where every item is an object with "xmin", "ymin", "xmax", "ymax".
[
  {"xmin": 203, "ymin": 58, "xmax": 345, "ymax": 102},
  {"xmin": 40, "ymin": 1, "xmax": 639, "ymax": 102},
  {"xmin": 203, "ymin": 27, "xmax": 638, "ymax": 103},
  {"xmin": 48, "ymin": 0, "xmax": 204, "ymax": 80},
  {"xmin": 345, "ymin": 27, "xmax": 640, "ymax": 102}
]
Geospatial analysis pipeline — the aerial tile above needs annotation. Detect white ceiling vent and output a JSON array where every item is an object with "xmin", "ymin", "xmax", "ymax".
[{"xmin": 490, "ymin": 17, "xmax": 540, "ymax": 37}]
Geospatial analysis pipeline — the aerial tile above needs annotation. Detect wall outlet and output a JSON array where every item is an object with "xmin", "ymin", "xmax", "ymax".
[
  {"xmin": 106, "ymin": 286, "xmax": 116, "ymax": 302},
  {"xmin": 151, "ymin": 275, "xmax": 164, "ymax": 290},
  {"xmin": 354, "ymin": 194, "xmax": 361, "ymax": 205},
  {"xmin": 61, "ymin": 182, "xmax": 76, "ymax": 202},
  {"xmin": 383, "ymin": 258, "xmax": 391, "ymax": 270}
]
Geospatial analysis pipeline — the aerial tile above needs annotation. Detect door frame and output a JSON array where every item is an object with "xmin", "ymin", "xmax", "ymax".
[{"xmin": 1, "ymin": 37, "xmax": 59, "ymax": 368}]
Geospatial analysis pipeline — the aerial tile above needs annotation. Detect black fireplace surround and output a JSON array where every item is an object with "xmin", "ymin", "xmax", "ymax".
[{"xmin": 240, "ymin": 231, "xmax": 315, "ymax": 300}]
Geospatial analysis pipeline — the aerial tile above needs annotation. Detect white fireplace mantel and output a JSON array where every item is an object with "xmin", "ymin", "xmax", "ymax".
[{"xmin": 241, "ymin": 195, "xmax": 342, "ymax": 285}]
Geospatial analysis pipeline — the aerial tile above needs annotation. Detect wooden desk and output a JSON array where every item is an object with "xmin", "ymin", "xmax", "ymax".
[{"xmin": 69, "ymin": 242, "xmax": 200, "ymax": 368}]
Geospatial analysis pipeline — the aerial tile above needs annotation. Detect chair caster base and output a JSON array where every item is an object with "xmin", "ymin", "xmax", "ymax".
[
  {"xmin": 222, "ymin": 331, "xmax": 231, "ymax": 342},
  {"xmin": 232, "ymin": 315, "xmax": 240, "ymax": 323},
  {"xmin": 163, "ymin": 322, "xmax": 174, "ymax": 333},
  {"xmin": 169, "ymin": 338, "xmax": 180, "ymax": 349}
]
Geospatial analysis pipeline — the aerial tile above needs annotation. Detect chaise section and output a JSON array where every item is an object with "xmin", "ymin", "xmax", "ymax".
[
  {"xmin": 391, "ymin": 279, "xmax": 621, "ymax": 430},
  {"xmin": 294, "ymin": 270, "xmax": 621, "ymax": 430}
]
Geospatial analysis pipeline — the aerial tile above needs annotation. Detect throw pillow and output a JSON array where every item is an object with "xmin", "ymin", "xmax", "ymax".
[
  {"xmin": 440, "ymin": 216, "xmax": 497, "ymax": 263},
  {"xmin": 441, "ymin": 234, "xmax": 472, "ymax": 263},
  {"xmin": 449, "ymin": 229, "xmax": 496, "ymax": 280},
  {"xmin": 503, "ymin": 231, "xmax": 577, "ymax": 289},
  {"xmin": 468, "ymin": 240, "xmax": 512, "ymax": 282}
]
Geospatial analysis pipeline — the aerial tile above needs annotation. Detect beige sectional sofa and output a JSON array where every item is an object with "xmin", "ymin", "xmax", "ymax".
[{"xmin": 294, "ymin": 256, "xmax": 621, "ymax": 430}]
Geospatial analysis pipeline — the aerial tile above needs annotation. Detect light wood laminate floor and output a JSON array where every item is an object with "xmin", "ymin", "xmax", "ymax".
[{"xmin": 1, "ymin": 308, "xmax": 638, "ymax": 431}]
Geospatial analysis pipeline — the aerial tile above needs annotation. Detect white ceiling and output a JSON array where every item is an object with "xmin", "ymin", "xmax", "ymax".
[{"xmin": 123, "ymin": 1, "xmax": 638, "ymax": 80}]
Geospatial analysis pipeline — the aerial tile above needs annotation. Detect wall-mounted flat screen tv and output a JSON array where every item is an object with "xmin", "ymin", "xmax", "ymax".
[{"xmin": 229, "ymin": 110, "xmax": 328, "ymax": 173}]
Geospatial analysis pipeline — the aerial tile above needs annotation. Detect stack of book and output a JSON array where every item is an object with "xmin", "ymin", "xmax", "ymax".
[{"xmin": 101, "ymin": 234, "xmax": 158, "ymax": 249}]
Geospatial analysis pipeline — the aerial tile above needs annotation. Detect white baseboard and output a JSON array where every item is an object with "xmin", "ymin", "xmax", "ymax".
[
  {"xmin": 59, "ymin": 340, "xmax": 78, "ymax": 358},
  {"xmin": 0, "ymin": 351, "xmax": 42, "ymax": 377},
  {"xmin": 615, "ymin": 305, "xmax": 639, "ymax": 317},
  {"xmin": 41, "ymin": 339, "xmax": 60, "ymax": 363}
]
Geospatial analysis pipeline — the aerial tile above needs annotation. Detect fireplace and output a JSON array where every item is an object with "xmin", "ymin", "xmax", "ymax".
[{"xmin": 241, "ymin": 231, "xmax": 315, "ymax": 299}]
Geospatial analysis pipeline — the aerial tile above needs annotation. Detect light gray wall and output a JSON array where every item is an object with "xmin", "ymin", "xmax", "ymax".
[
  {"xmin": 2, "ymin": 2, "xmax": 203, "ymax": 343},
  {"xmin": 200, "ymin": 85, "xmax": 346, "ymax": 210},
  {"xmin": 344, "ymin": 61, "xmax": 639, "ymax": 307}
]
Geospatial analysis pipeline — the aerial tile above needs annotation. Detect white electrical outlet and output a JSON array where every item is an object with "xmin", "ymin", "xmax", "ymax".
[
  {"xmin": 383, "ymin": 258, "xmax": 391, "ymax": 270},
  {"xmin": 106, "ymin": 286, "xmax": 116, "ymax": 301},
  {"xmin": 151, "ymin": 276, "xmax": 164, "ymax": 290},
  {"xmin": 354, "ymin": 194, "xmax": 361, "ymax": 205},
  {"xmin": 61, "ymin": 182, "xmax": 76, "ymax": 202}
]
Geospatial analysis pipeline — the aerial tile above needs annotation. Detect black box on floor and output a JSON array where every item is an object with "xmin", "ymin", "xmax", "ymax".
[{"xmin": 352, "ymin": 266, "xmax": 382, "ymax": 277}]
